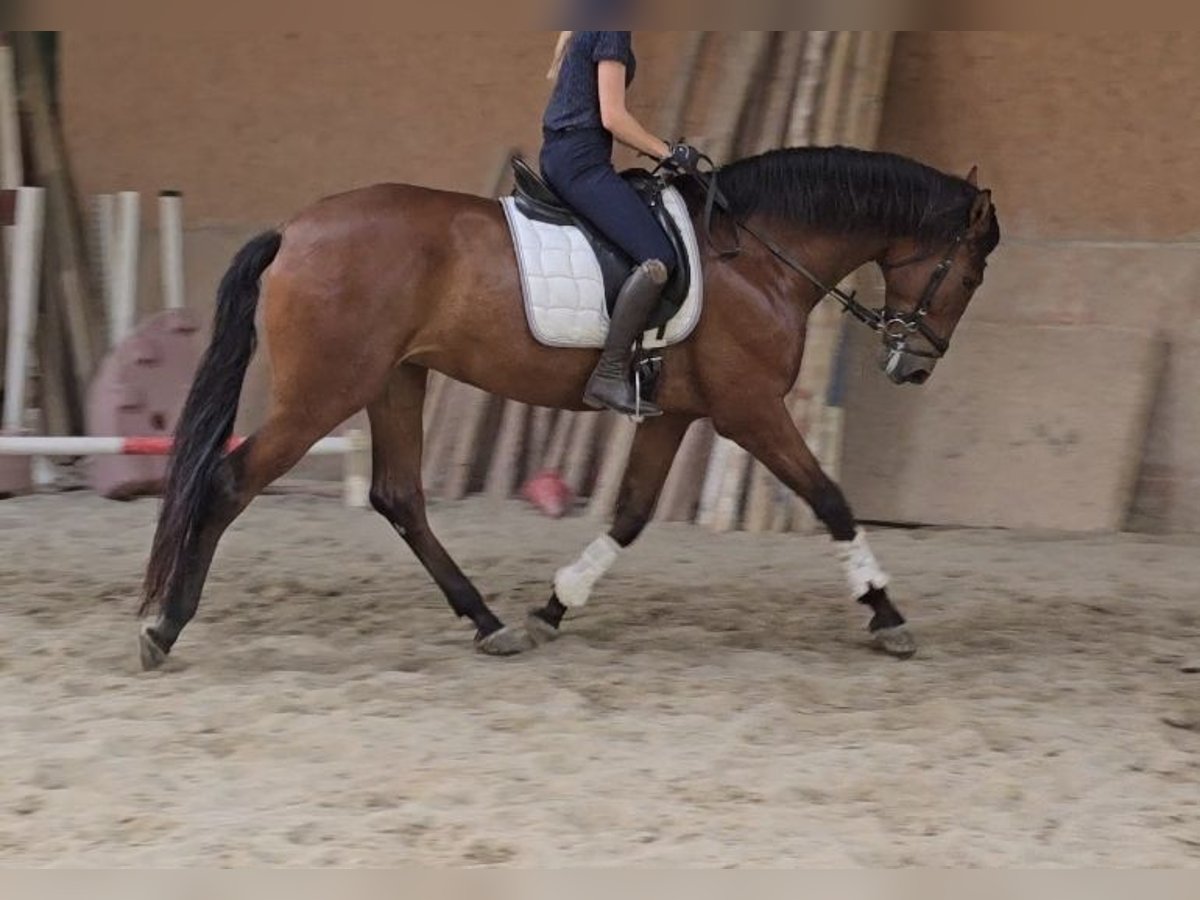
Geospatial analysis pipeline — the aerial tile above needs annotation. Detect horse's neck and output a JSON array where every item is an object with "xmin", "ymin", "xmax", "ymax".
[{"xmin": 752, "ymin": 223, "xmax": 885, "ymax": 315}]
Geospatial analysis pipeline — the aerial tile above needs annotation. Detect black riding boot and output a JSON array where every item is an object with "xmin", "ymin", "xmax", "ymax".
[{"xmin": 583, "ymin": 259, "xmax": 668, "ymax": 417}]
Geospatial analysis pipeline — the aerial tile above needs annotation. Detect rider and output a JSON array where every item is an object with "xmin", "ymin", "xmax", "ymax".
[{"xmin": 540, "ymin": 30, "xmax": 700, "ymax": 417}]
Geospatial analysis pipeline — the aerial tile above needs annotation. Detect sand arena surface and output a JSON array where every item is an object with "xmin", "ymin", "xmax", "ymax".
[{"xmin": 1, "ymin": 492, "xmax": 1198, "ymax": 866}]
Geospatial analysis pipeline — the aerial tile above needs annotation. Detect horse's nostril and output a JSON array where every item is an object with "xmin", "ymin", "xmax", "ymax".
[{"xmin": 907, "ymin": 369, "xmax": 931, "ymax": 385}]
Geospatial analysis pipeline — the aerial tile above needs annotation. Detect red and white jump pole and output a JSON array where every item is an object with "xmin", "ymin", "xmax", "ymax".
[
  {"xmin": 0, "ymin": 435, "xmax": 347, "ymax": 456},
  {"xmin": 0, "ymin": 431, "xmax": 372, "ymax": 508}
]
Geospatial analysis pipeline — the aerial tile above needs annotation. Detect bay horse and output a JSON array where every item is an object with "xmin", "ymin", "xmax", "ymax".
[{"xmin": 137, "ymin": 145, "xmax": 1000, "ymax": 670}]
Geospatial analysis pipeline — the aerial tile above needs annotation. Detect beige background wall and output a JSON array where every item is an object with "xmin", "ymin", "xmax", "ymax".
[
  {"xmin": 60, "ymin": 32, "xmax": 688, "ymax": 447},
  {"xmin": 842, "ymin": 32, "xmax": 1200, "ymax": 532},
  {"xmin": 58, "ymin": 32, "xmax": 1200, "ymax": 530},
  {"xmin": 62, "ymin": 32, "xmax": 689, "ymax": 224}
]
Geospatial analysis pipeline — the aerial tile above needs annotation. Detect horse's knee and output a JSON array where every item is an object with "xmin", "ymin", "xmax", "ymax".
[{"xmin": 369, "ymin": 485, "xmax": 427, "ymax": 536}]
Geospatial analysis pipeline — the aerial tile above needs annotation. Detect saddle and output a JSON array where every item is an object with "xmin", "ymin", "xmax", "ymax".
[{"xmin": 509, "ymin": 157, "xmax": 692, "ymax": 335}]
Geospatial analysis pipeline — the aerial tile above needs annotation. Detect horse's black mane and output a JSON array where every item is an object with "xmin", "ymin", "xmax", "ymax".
[{"xmin": 716, "ymin": 145, "xmax": 1000, "ymax": 257}]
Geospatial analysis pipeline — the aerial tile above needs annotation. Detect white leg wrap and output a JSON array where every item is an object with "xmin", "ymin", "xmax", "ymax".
[
  {"xmin": 837, "ymin": 528, "xmax": 890, "ymax": 599},
  {"xmin": 554, "ymin": 535, "xmax": 620, "ymax": 609}
]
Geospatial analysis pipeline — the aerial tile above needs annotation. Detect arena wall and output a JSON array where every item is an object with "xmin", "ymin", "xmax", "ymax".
[
  {"xmin": 58, "ymin": 32, "xmax": 1200, "ymax": 530},
  {"xmin": 844, "ymin": 32, "xmax": 1200, "ymax": 531}
]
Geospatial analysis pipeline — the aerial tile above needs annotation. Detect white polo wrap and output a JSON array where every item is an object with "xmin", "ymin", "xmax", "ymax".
[
  {"xmin": 837, "ymin": 529, "xmax": 890, "ymax": 598},
  {"xmin": 554, "ymin": 535, "xmax": 620, "ymax": 609}
]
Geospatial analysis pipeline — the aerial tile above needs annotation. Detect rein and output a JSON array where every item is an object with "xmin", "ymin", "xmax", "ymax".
[{"xmin": 666, "ymin": 155, "xmax": 962, "ymax": 359}]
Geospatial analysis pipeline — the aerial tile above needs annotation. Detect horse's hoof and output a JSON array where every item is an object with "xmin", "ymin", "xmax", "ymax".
[
  {"xmin": 475, "ymin": 625, "xmax": 535, "ymax": 657},
  {"xmin": 871, "ymin": 624, "xmax": 917, "ymax": 659},
  {"xmin": 138, "ymin": 625, "xmax": 169, "ymax": 671},
  {"xmin": 525, "ymin": 611, "xmax": 561, "ymax": 646}
]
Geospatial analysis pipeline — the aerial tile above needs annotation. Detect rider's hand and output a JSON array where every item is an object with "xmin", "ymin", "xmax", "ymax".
[{"xmin": 663, "ymin": 141, "xmax": 704, "ymax": 175}]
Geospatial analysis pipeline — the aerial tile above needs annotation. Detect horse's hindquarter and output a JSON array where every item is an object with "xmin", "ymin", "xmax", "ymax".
[{"xmin": 269, "ymin": 183, "xmax": 602, "ymax": 409}]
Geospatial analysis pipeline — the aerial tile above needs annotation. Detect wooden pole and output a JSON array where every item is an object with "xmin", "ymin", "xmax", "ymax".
[
  {"xmin": 92, "ymin": 194, "xmax": 116, "ymax": 321},
  {"xmin": 519, "ymin": 404, "xmax": 555, "ymax": 491},
  {"xmin": 653, "ymin": 418, "xmax": 712, "ymax": 522},
  {"xmin": 0, "ymin": 41, "xmax": 20, "ymax": 264},
  {"xmin": 34, "ymin": 280, "xmax": 72, "ymax": 436},
  {"xmin": 0, "ymin": 44, "xmax": 20, "ymax": 192},
  {"xmin": 541, "ymin": 409, "xmax": 574, "ymax": 472},
  {"xmin": 587, "ymin": 412, "xmax": 636, "ymax": 521},
  {"xmin": 686, "ymin": 31, "xmax": 777, "ymax": 532},
  {"xmin": 2, "ymin": 187, "xmax": 45, "ymax": 432},
  {"xmin": 740, "ymin": 31, "xmax": 816, "ymax": 533},
  {"xmin": 660, "ymin": 31, "xmax": 707, "ymax": 140},
  {"xmin": 811, "ymin": 31, "xmax": 896, "ymax": 494},
  {"xmin": 785, "ymin": 30, "xmax": 859, "ymax": 533},
  {"xmin": 109, "ymin": 191, "xmax": 140, "ymax": 347},
  {"xmin": 0, "ymin": 192, "xmax": 7, "ymax": 392},
  {"xmin": 769, "ymin": 31, "xmax": 838, "ymax": 531},
  {"xmin": 422, "ymin": 147, "xmax": 515, "ymax": 495},
  {"xmin": 768, "ymin": 31, "xmax": 836, "ymax": 533},
  {"xmin": 441, "ymin": 386, "xmax": 493, "ymax": 500},
  {"xmin": 158, "ymin": 191, "xmax": 186, "ymax": 311},
  {"xmin": 0, "ymin": 43, "xmax": 21, "ymax": 400},
  {"xmin": 561, "ymin": 410, "xmax": 602, "ymax": 495},
  {"xmin": 342, "ymin": 429, "xmax": 371, "ymax": 509},
  {"xmin": 753, "ymin": 30, "xmax": 835, "ymax": 532},
  {"xmin": 786, "ymin": 32, "xmax": 895, "ymax": 533},
  {"xmin": 13, "ymin": 33, "xmax": 106, "ymax": 413},
  {"xmin": 697, "ymin": 436, "xmax": 734, "ymax": 529},
  {"xmin": 483, "ymin": 398, "xmax": 528, "ymax": 499}
]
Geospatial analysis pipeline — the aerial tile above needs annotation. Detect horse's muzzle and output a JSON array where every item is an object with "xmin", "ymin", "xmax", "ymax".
[{"xmin": 882, "ymin": 347, "xmax": 937, "ymax": 386}]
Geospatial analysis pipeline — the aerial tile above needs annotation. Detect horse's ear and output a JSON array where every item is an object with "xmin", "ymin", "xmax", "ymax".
[
  {"xmin": 968, "ymin": 188, "xmax": 993, "ymax": 235},
  {"xmin": 965, "ymin": 165, "xmax": 979, "ymax": 187}
]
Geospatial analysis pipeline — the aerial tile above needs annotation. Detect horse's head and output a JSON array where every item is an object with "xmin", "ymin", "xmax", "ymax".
[{"xmin": 875, "ymin": 167, "xmax": 1000, "ymax": 385}]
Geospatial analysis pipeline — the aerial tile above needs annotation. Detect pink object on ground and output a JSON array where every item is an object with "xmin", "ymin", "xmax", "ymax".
[
  {"xmin": 521, "ymin": 469, "xmax": 573, "ymax": 518},
  {"xmin": 85, "ymin": 309, "xmax": 202, "ymax": 499}
]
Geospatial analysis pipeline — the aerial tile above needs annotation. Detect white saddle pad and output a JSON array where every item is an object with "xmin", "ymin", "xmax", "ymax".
[{"xmin": 499, "ymin": 186, "xmax": 704, "ymax": 350}]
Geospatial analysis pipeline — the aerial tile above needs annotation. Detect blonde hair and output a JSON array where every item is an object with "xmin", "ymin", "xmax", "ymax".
[{"xmin": 547, "ymin": 31, "xmax": 574, "ymax": 81}]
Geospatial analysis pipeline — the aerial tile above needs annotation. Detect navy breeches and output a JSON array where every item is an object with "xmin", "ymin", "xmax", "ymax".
[{"xmin": 539, "ymin": 128, "xmax": 677, "ymax": 274}]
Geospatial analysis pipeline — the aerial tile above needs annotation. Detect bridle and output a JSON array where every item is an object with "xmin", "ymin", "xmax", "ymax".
[
  {"xmin": 873, "ymin": 235, "xmax": 964, "ymax": 359},
  {"xmin": 664, "ymin": 156, "xmax": 966, "ymax": 361}
]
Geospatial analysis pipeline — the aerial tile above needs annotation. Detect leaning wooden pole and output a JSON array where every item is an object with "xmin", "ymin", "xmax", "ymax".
[
  {"xmin": 424, "ymin": 148, "xmax": 515, "ymax": 497},
  {"xmin": 650, "ymin": 30, "xmax": 769, "ymax": 530},
  {"xmin": 12, "ymin": 34, "xmax": 106, "ymax": 430},
  {"xmin": 788, "ymin": 31, "xmax": 895, "ymax": 533},
  {"xmin": 740, "ymin": 31, "xmax": 820, "ymax": 533},
  {"xmin": 784, "ymin": 30, "xmax": 860, "ymax": 533},
  {"xmin": 0, "ymin": 41, "xmax": 21, "ymax": 398},
  {"xmin": 484, "ymin": 398, "xmax": 529, "ymax": 499}
]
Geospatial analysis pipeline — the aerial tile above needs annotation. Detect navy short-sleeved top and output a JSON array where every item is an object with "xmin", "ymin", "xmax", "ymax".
[{"xmin": 542, "ymin": 31, "xmax": 636, "ymax": 133}]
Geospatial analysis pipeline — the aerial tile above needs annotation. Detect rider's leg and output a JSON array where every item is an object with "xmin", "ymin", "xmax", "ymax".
[{"xmin": 541, "ymin": 130, "xmax": 678, "ymax": 416}]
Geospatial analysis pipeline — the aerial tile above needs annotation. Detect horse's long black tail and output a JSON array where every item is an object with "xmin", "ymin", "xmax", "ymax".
[{"xmin": 139, "ymin": 230, "xmax": 282, "ymax": 616}]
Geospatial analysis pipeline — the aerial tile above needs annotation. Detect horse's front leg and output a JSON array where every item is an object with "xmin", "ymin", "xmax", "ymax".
[
  {"xmin": 528, "ymin": 413, "xmax": 693, "ymax": 643},
  {"xmin": 719, "ymin": 401, "xmax": 916, "ymax": 659}
]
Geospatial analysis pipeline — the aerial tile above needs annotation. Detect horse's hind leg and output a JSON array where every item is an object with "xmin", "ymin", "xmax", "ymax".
[
  {"xmin": 529, "ymin": 413, "xmax": 692, "ymax": 643},
  {"xmin": 140, "ymin": 411, "xmax": 343, "ymax": 669},
  {"xmin": 366, "ymin": 365, "xmax": 529, "ymax": 656},
  {"xmin": 722, "ymin": 401, "xmax": 916, "ymax": 659}
]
